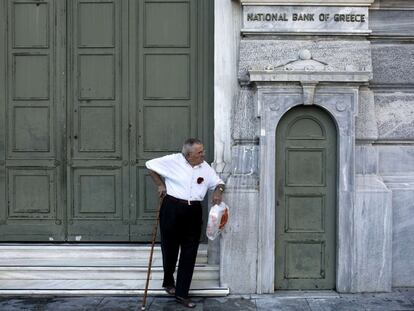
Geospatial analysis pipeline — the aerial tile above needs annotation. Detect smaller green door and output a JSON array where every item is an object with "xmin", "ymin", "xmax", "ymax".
[{"xmin": 275, "ymin": 106, "xmax": 336, "ymax": 290}]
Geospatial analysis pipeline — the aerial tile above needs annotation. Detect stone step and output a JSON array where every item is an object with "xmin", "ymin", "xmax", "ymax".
[
  {"xmin": 0, "ymin": 244, "xmax": 228, "ymax": 296},
  {"xmin": 0, "ymin": 266, "xmax": 219, "ymax": 281},
  {"xmin": 0, "ymin": 244, "xmax": 208, "ymax": 266},
  {"xmin": 0, "ymin": 266, "xmax": 224, "ymax": 294},
  {"xmin": 0, "ymin": 289, "xmax": 230, "ymax": 296}
]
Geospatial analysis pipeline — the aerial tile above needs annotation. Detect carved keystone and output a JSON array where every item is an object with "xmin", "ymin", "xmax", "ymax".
[{"xmin": 301, "ymin": 82, "xmax": 317, "ymax": 105}]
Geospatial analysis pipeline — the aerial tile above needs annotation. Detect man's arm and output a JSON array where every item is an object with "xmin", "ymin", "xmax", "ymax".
[
  {"xmin": 212, "ymin": 184, "xmax": 225, "ymax": 205},
  {"xmin": 148, "ymin": 170, "xmax": 167, "ymax": 198}
]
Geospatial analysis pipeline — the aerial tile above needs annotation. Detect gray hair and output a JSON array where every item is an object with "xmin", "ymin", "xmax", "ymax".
[{"xmin": 181, "ymin": 138, "xmax": 202, "ymax": 156}]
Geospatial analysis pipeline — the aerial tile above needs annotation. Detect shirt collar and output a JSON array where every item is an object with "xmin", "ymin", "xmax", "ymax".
[{"xmin": 180, "ymin": 153, "xmax": 203, "ymax": 169}]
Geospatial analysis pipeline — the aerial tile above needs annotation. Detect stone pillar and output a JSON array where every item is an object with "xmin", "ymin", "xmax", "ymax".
[
  {"xmin": 220, "ymin": 84, "xmax": 260, "ymax": 293},
  {"xmin": 213, "ymin": 0, "xmax": 241, "ymax": 174},
  {"xmin": 354, "ymin": 87, "xmax": 393, "ymax": 292},
  {"xmin": 210, "ymin": 0, "xmax": 241, "ymax": 273}
]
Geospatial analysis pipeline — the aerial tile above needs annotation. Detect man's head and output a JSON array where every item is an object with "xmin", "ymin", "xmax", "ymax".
[{"xmin": 182, "ymin": 138, "xmax": 205, "ymax": 166}]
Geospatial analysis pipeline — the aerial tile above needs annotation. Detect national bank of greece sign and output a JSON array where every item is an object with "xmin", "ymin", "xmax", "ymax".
[{"xmin": 243, "ymin": 6, "xmax": 370, "ymax": 34}]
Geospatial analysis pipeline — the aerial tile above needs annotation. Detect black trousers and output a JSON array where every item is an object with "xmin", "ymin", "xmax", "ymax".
[{"xmin": 159, "ymin": 195, "xmax": 202, "ymax": 298}]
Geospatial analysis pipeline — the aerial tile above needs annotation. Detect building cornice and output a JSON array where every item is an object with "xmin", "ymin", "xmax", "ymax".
[{"xmin": 240, "ymin": 0, "xmax": 375, "ymax": 6}]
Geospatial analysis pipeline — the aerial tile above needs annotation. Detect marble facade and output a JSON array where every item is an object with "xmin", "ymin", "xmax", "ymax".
[{"xmin": 214, "ymin": 0, "xmax": 413, "ymax": 294}]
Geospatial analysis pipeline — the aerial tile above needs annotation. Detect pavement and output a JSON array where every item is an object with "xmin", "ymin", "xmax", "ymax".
[{"xmin": 0, "ymin": 288, "xmax": 413, "ymax": 311}]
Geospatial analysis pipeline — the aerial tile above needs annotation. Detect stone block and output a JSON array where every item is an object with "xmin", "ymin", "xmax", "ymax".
[
  {"xmin": 255, "ymin": 297, "xmax": 312, "ymax": 311},
  {"xmin": 220, "ymin": 189, "xmax": 259, "ymax": 293},
  {"xmin": 355, "ymin": 144, "xmax": 378, "ymax": 174},
  {"xmin": 370, "ymin": 9, "xmax": 414, "ymax": 37},
  {"xmin": 374, "ymin": 92, "xmax": 414, "ymax": 140},
  {"xmin": 372, "ymin": 44, "xmax": 414, "ymax": 86},
  {"xmin": 354, "ymin": 175, "xmax": 392, "ymax": 292},
  {"xmin": 203, "ymin": 298, "xmax": 256, "ymax": 311},
  {"xmin": 383, "ymin": 175, "xmax": 414, "ymax": 287},
  {"xmin": 372, "ymin": 0, "xmax": 414, "ymax": 9},
  {"xmin": 399, "ymin": 288, "xmax": 414, "ymax": 305},
  {"xmin": 307, "ymin": 297, "xmax": 365, "ymax": 311},
  {"xmin": 356, "ymin": 88, "xmax": 378, "ymax": 140},
  {"xmin": 378, "ymin": 145, "xmax": 414, "ymax": 175},
  {"xmin": 228, "ymin": 144, "xmax": 259, "ymax": 177}
]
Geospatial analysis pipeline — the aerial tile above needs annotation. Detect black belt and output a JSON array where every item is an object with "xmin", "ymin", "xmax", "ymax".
[{"xmin": 165, "ymin": 195, "xmax": 201, "ymax": 206}]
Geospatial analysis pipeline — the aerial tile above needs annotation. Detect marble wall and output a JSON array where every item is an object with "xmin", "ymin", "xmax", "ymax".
[
  {"xmin": 383, "ymin": 175, "xmax": 414, "ymax": 287},
  {"xmin": 370, "ymin": 0, "xmax": 414, "ymax": 287},
  {"xmin": 217, "ymin": 0, "xmax": 414, "ymax": 294}
]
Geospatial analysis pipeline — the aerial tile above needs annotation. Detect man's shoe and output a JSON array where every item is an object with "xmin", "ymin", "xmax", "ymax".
[
  {"xmin": 175, "ymin": 296, "xmax": 196, "ymax": 308},
  {"xmin": 163, "ymin": 285, "xmax": 176, "ymax": 295}
]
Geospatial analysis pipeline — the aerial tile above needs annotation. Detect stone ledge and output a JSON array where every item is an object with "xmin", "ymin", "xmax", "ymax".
[
  {"xmin": 240, "ymin": 0, "xmax": 375, "ymax": 6},
  {"xmin": 249, "ymin": 70, "xmax": 372, "ymax": 83}
]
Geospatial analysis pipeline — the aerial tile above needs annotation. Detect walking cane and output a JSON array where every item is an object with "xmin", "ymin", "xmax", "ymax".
[{"xmin": 141, "ymin": 196, "xmax": 163, "ymax": 311}]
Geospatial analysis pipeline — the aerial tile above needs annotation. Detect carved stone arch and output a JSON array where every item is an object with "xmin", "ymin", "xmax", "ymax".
[{"xmin": 253, "ymin": 81, "xmax": 361, "ymax": 293}]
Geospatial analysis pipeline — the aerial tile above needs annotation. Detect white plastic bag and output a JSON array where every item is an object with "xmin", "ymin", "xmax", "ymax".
[{"xmin": 206, "ymin": 202, "xmax": 229, "ymax": 240}]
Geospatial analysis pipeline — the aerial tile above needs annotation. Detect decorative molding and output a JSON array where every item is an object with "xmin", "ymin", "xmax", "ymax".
[
  {"xmin": 240, "ymin": 0, "xmax": 375, "ymax": 6},
  {"xmin": 248, "ymin": 49, "xmax": 372, "ymax": 83}
]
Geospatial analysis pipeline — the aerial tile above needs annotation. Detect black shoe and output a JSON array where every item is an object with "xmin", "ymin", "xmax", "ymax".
[
  {"xmin": 175, "ymin": 296, "xmax": 196, "ymax": 308},
  {"xmin": 163, "ymin": 285, "xmax": 176, "ymax": 295}
]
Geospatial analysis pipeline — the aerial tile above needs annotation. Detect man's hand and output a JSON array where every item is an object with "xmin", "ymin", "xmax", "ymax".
[
  {"xmin": 148, "ymin": 170, "xmax": 167, "ymax": 198},
  {"xmin": 212, "ymin": 189, "xmax": 222, "ymax": 205},
  {"xmin": 158, "ymin": 185, "xmax": 167, "ymax": 198}
]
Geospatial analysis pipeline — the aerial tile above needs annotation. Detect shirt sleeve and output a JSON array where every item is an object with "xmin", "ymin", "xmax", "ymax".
[
  {"xmin": 145, "ymin": 154, "xmax": 176, "ymax": 178},
  {"xmin": 207, "ymin": 166, "xmax": 225, "ymax": 191}
]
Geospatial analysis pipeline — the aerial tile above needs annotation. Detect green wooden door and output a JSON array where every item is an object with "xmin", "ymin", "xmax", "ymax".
[
  {"xmin": 128, "ymin": 0, "xmax": 213, "ymax": 241},
  {"xmin": 0, "ymin": 0, "xmax": 213, "ymax": 242},
  {"xmin": 0, "ymin": 0, "xmax": 66, "ymax": 241},
  {"xmin": 275, "ymin": 106, "xmax": 336, "ymax": 290}
]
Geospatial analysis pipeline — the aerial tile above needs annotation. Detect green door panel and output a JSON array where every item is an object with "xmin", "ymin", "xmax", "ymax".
[
  {"xmin": 275, "ymin": 106, "xmax": 337, "ymax": 290},
  {"xmin": 0, "ymin": 0, "xmax": 66, "ymax": 241},
  {"xmin": 66, "ymin": 0, "xmax": 129, "ymax": 241},
  {"xmin": 0, "ymin": 0, "xmax": 214, "ymax": 242}
]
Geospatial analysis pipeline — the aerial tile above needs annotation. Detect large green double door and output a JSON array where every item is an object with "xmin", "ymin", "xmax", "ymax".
[{"xmin": 0, "ymin": 0, "xmax": 213, "ymax": 241}]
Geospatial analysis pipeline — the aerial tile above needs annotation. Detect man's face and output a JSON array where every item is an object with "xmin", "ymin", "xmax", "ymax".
[{"xmin": 187, "ymin": 143, "xmax": 205, "ymax": 166}]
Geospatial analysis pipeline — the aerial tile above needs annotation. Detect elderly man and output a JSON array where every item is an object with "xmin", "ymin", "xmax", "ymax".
[{"xmin": 146, "ymin": 138, "xmax": 225, "ymax": 308}]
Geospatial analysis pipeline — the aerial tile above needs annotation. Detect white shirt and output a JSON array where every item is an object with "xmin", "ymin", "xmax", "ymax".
[{"xmin": 145, "ymin": 153, "xmax": 224, "ymax": 201}]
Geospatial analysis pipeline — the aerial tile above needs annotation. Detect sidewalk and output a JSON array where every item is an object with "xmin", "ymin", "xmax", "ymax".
[{"xmin": 0, "ymin": 288, "xmax": 413, "ymax": 310}]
